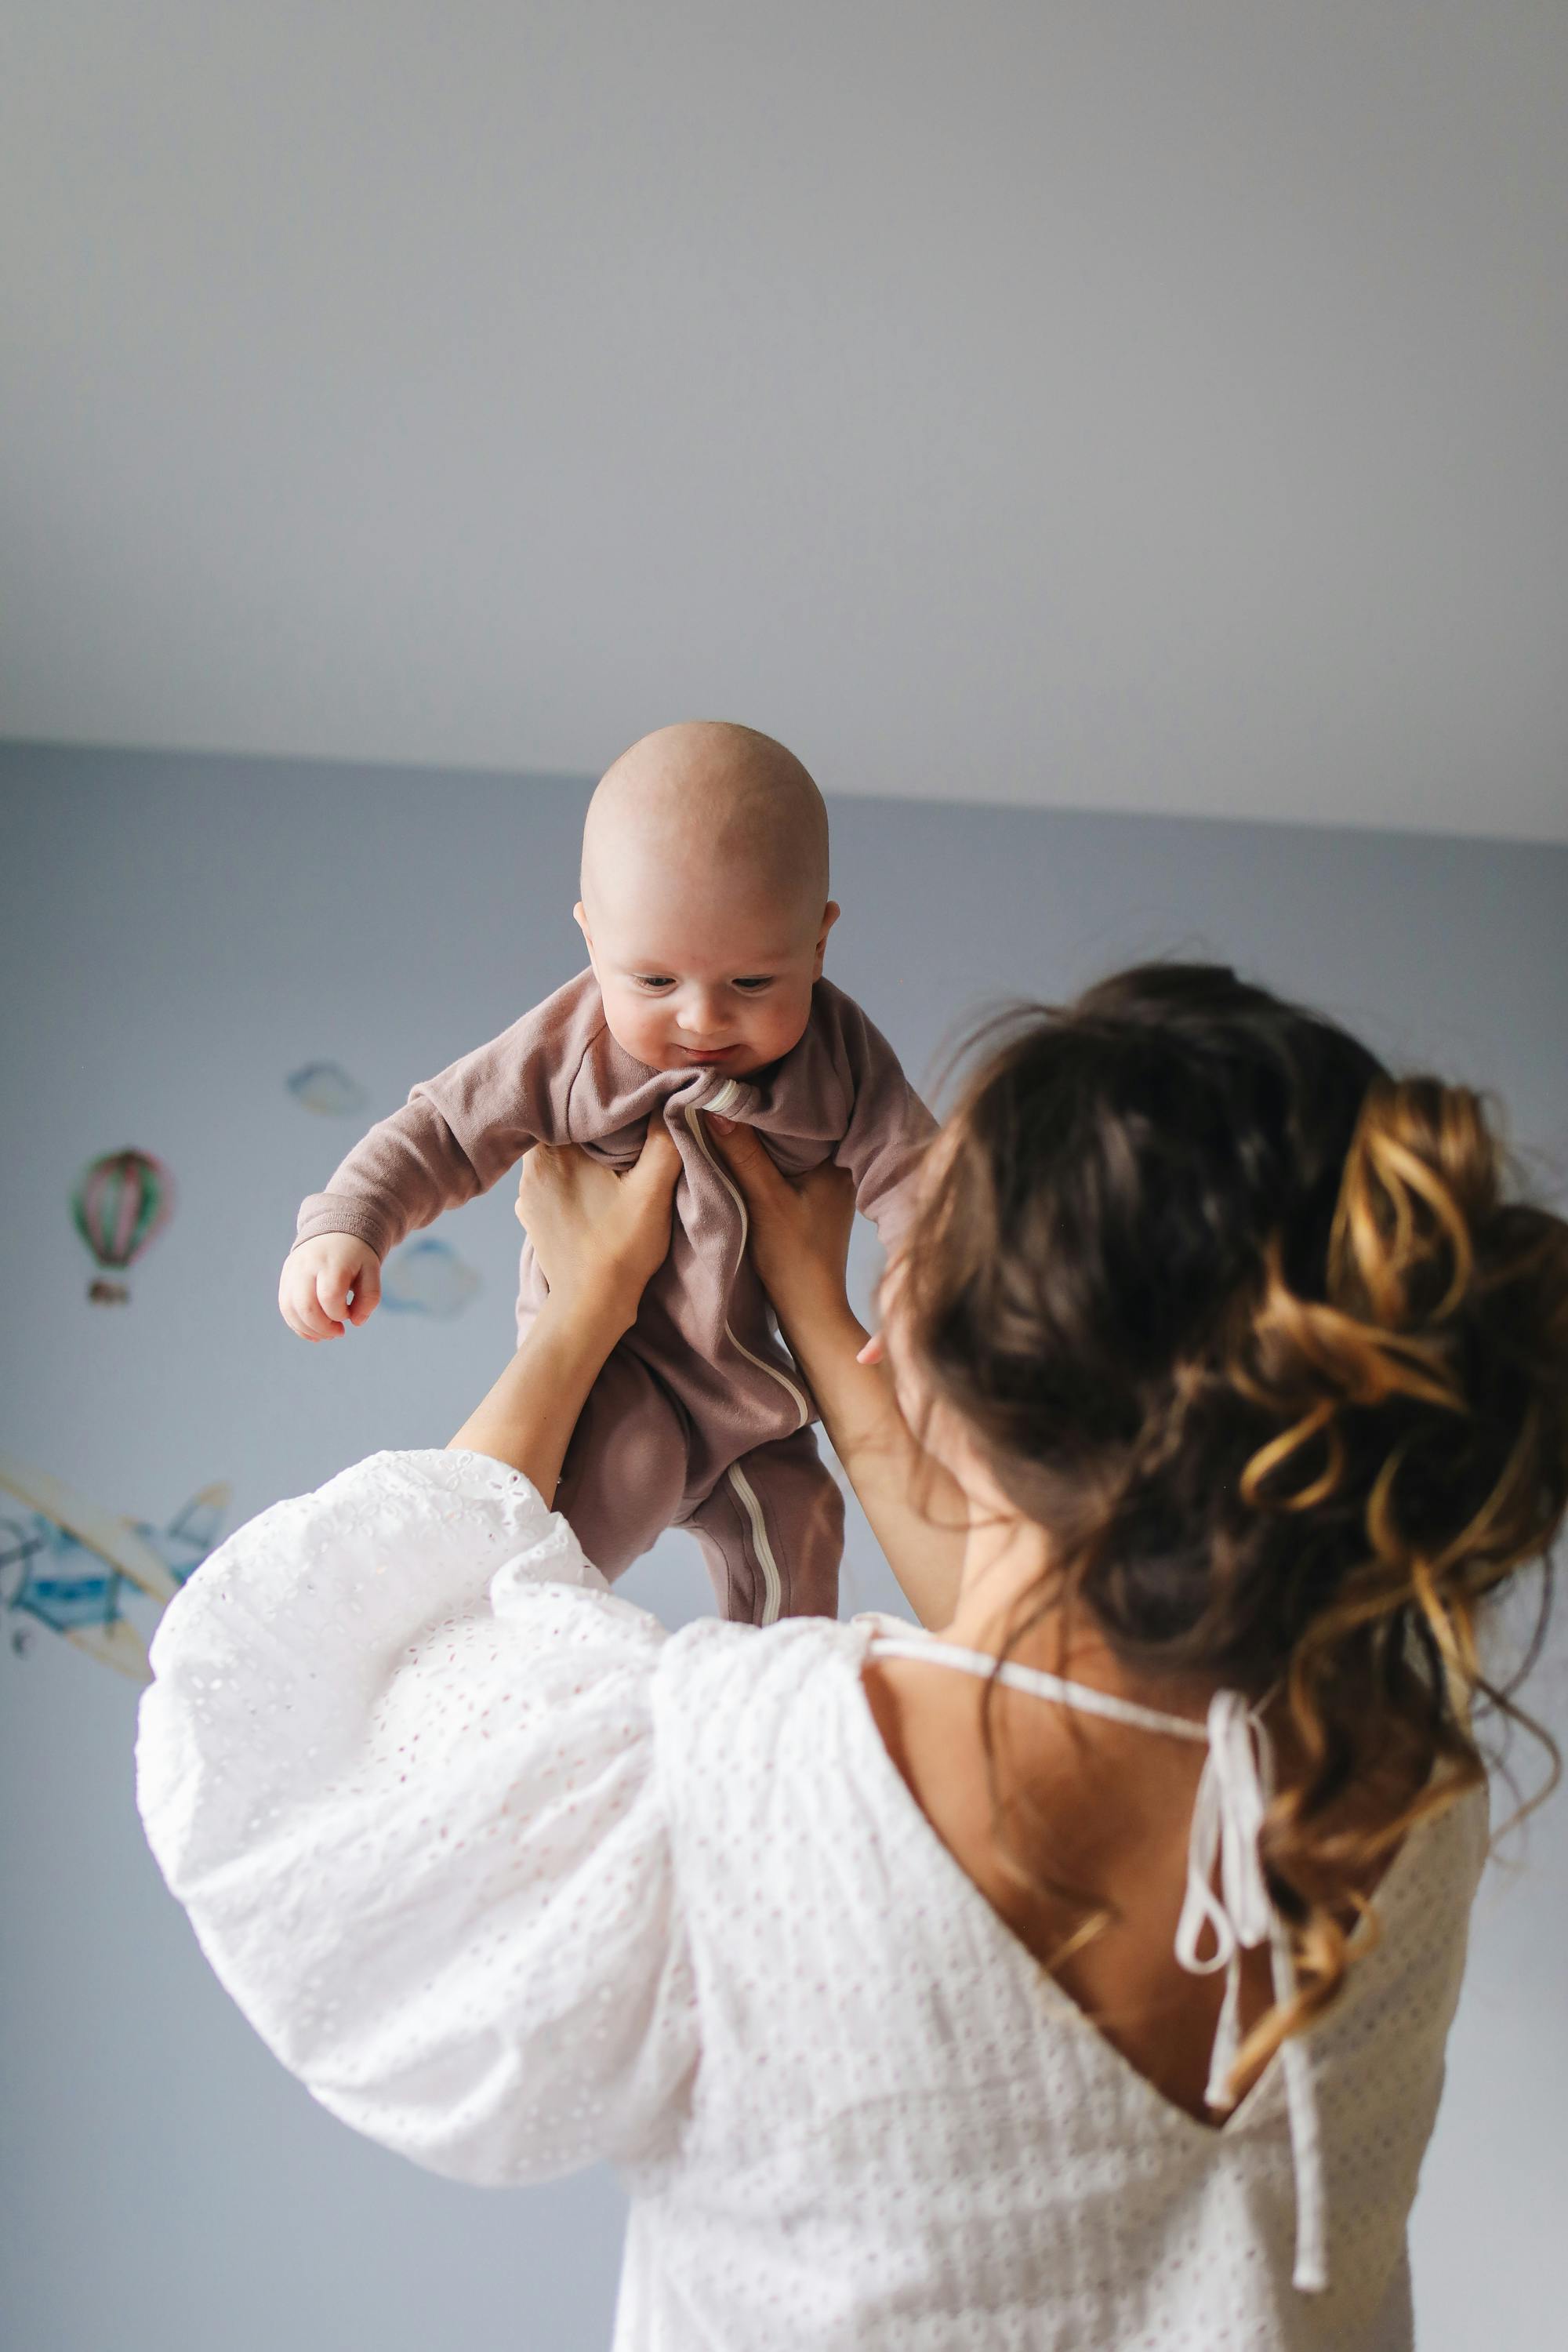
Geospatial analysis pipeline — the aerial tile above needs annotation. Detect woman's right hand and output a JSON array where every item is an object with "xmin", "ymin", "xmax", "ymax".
[
  {"xmin": 706, "ymin": 1116, "xmax": 861, "ymax": 1351},
  {"xmin": 515, "ymin": 1120, "xmax": 683, "ymax": 1327}
]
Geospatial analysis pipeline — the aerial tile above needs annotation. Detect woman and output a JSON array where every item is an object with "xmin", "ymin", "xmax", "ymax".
[{"xmin": 136, "ymin": 964, "xmax": 1567, "ymax": 2350}]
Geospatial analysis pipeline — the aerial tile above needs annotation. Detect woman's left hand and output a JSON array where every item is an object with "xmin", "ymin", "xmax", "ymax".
[
  {"xmin": 515, "ymin": 1116, "xmax": 683, "ymax": 1323},
  {"xmin": 704, "ymin": 1115, "xmax": 858, "ymax": 1346}
]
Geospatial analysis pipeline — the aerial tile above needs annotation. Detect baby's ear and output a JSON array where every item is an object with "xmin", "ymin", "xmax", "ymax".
[
  {"xmin": 813, "ymin": 901, "xmax": 841, "ymax": 976},
  {"xmin": 572, "ymin": 902, "xmax": 592, "ymax": 948}
]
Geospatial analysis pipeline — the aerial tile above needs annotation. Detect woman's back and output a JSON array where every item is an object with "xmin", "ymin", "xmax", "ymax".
[{"xmin": 633, "ymin": 1607, "xmax": 1490, "ymax": 2352}]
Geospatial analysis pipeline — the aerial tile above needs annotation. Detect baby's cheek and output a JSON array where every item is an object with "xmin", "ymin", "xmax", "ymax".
[
  {"xmin": 600, "ymin": 995, "xmax": 667, "ymax": 1068},
  {"xmin": 749, "ymin": 989, "xmax": 815, "ymax": 1064}
]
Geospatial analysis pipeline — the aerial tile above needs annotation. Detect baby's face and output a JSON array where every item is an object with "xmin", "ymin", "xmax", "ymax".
[{"xmin": 575, "ymin": 866, "xmax": 839, "ymax": 1077}]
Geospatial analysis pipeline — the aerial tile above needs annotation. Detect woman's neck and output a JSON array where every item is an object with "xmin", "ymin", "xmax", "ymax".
[
  {"xmin": 937, "ymin": 1501, "xmax": 1219, "ymax": 1720},
  {"xmin": 938, "ymin": 1503, "xmax": 1050, "ymax": 1646}
]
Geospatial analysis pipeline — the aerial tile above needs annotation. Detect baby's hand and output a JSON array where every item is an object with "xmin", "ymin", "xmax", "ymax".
[{"xmin": 278, "ymin": 1235, "xmax": 383, "ymax": 1341}]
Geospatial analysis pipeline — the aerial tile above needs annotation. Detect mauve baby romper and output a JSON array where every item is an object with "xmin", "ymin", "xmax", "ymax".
[{"xmin": 292, "ymin": 971, "xmax": 935, "ymax": 1622}]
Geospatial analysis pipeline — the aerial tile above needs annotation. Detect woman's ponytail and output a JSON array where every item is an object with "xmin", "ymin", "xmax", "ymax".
[
  {"xmin": 1221, "ymin": 1073, "xmax": 1568, "ymax": 2076},
  {"xmin": 899, "ymin": 968, "xmax": 1568, "ymax": 2084}
]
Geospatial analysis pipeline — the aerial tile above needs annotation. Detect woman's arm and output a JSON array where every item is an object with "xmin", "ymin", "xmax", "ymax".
[
  {"xmin": 446, "ymin": 1284, "xmax": 636, "ymax": 1498},
  {"xmin": 447, "ymin": 1123, "xmax": 683, "ymax": 1496},
  {"xmin": 708, "ymin": 1117, "xmax": 967, "ymax": 1628}
]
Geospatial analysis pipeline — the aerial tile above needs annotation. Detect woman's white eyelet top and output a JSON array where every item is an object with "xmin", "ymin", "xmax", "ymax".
[{"xmin": 136, "ymin": 1450, "xmax": 1488, "ymax": 2352}]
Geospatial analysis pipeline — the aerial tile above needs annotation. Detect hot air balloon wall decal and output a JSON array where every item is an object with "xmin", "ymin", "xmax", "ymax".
[{"xmin": 71, "ymin": 1149, "xmax": 175, "ymax": 1304}]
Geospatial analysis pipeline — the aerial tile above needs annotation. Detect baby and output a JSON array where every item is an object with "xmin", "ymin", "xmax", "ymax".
[{"xmin": 279, "ymin": 721, "xmax": 934, "ymax": 1624}]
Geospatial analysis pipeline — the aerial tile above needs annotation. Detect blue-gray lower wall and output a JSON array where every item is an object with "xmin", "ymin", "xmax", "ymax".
[{"xmin": 2, "ymin": 741, "xmax": 1563, "ymax": 2350}]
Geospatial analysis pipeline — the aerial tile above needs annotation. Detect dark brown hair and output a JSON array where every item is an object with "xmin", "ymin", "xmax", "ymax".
[{"xmin": 900, "ymin": 962, "xmax": 1568, "ymax": 2076}]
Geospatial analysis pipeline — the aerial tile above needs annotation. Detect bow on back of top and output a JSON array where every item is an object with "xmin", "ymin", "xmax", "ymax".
[{"xmin": 1172, "ymin": 1690, "xmax": 1327, "ymax": 2294}]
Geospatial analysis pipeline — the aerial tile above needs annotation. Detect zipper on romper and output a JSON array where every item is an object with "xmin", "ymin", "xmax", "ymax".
[
  {"xmin": 682, "ymin": 1091, "xmax": 805, "ymax": 1625},
  {"xmin": 681, "ymin": 1097, "xmax": 811, "ymax": 1428}
]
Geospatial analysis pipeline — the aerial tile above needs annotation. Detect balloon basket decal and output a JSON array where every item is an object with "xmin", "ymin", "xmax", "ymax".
[{"xmin": 71, "ymin": 1149, "xmax": 174, "ymax": 1304}]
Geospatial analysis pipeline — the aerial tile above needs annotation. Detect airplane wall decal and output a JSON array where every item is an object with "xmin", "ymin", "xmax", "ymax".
[{"xmin": 0, "ymin": 1453, "xmax": 230, "ymax": 1682}]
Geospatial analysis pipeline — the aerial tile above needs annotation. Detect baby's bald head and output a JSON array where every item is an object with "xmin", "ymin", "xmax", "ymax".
[
  {"xmin": 575, "ymin": 721, "xmax": 840, "ymax": 1076},
  {"xmin": 581, "ymin": 721, "xmax": 829, "ymax": 924}
]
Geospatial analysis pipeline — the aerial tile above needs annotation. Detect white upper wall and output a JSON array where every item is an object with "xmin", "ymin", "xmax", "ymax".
[{"xmin": 2, "ymin": 1, "xmax": 1566, "ymax": 840}]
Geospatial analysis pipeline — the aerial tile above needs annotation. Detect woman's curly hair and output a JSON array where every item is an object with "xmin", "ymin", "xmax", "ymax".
[{"xmin": 898, "ymin": 962, "xmax": 1568, "ymax": 2082}]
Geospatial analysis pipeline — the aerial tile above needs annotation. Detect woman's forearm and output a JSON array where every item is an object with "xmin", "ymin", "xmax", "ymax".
[
  {"xmin": 782, "ymin": 1301, "xmax": 968, "ymax": 1629},
  {"xmin": 447, "ymin": 1282, "xmax": 633, "ymax": 1497}
]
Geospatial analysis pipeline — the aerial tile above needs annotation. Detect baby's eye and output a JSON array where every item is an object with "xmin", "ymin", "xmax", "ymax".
[
  {"xmin": 632, "ymin": 975, "xmax": 676, "ymax": 991},
  {"xmin": 732, "ymin": 977, "xmax": 774, "ymax": 993}
]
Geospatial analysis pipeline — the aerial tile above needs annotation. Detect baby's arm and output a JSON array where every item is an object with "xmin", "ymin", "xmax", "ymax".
[
  {"xmin": 826, "ymin": 993, "xmax": 938, "ymax": 1247},
  {"xmin": 280, "ymin": 993, "xmax": 588, "ymax": 1341}
]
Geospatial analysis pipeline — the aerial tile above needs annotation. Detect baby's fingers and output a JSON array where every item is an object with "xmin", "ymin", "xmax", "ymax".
[
  {"xmin": 279, "ymin": 1294, "xmax": 317, "ymax": 1341},
  {"xmin": 298, "ymin": 1279, "xmax": 346, "ymax": 1339},
  {"xmin": 345, "ymin": 1258, "xmax": 380, "ymax": 1324},
  {"xmin": 281, "ymin": 1293, "xmax": 340, "ymax": 1341},
  {"xmin": 279, "ymin": 1262, "xmax": 337, "ymax": 1341},
  {"xmin": 318, "ymin": 1258, "xmax": 361, "ymax": 1323}
]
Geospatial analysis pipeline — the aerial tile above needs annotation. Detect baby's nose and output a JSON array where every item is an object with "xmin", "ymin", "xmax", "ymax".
[{"xmin": 676, "ymin": 990, "xmax": 725, "ymax": 1031}]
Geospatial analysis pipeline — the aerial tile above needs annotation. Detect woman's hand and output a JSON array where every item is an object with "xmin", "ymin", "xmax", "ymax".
[
  {"xmin": 448, "ymin": 1119, "xmax": 681, "ymax": 1494},
  {"xmin": 516, "ymin": 1118, "xmax": 683, "ymax": 1327},
  {"xmin": 706, "ymin": 1116, "xmax": 859, "ymax": 1352},
  {"xmin": 709, "ymin": 1112, "xmax": 966, "ymax": 1628}
]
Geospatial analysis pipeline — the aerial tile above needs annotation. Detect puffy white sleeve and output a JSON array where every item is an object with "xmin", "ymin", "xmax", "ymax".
[{"xmin": 134, "ymin": 1447, "xmax": 698, "ymax": 2185}]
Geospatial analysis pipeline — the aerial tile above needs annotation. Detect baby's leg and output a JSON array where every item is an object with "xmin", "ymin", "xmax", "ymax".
[
  {"xmin": 684, "ymin": 1428, "xmax": 845, "ymax": 1625},
  {"xmin": 554, "ymin": 1348, "xmax": 691, "ymax": 1582}
]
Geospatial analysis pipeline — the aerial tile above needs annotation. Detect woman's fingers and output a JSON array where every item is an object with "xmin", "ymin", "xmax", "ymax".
[
  {"xmin": 710, "ymin": 1116, "xmax": 857, "ymax": 1242},
  {"xmin": 516, "ymin": 1142, "xmax": 546, "ymax": 1208},
  {"xmin": 628, "ymin": 1113, "xmax": 683, "ymax": 1200},
  {"xmin": 613, "ymin": 1121, "xmax": 681, "ymax": 1285},
  {"xmin": 511, "ymin": 1124, "xmax": 681, "ymax": 1305},
  {"xmin": 706, "ymin": 1112, "xmax": 787, "ymax": 1208}
]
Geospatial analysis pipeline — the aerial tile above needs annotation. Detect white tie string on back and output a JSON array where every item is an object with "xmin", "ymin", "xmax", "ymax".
[
  {"xmin": 1172, "ymin": 1690, "xmax": 1328, "ymax": 2292},
  {"xmin": 866, "ymin": 1637, "xmax": 1329, "ymax": 2295},
  {"xmin": 1174, "ymin": 1691, "xmax": 1276, "ymax": 2108}
]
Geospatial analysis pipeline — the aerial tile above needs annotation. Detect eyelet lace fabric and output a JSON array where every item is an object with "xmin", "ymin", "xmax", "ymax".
[{"xmin": 136, "ymin": 1450, "xmax": 1488, "ymax": 2351}]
